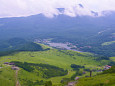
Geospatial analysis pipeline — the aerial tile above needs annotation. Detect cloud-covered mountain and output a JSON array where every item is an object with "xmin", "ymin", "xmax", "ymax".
[
  {"xmin": 0, "ymin": 0, "xmax": 115, "ymax": 18},
  {"xmin": 0, "ymin": 11, "xmax": 115, "ymax": 40}
]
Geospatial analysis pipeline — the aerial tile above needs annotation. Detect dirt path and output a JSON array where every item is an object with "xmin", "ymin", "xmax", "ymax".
[
  {"xmin": 68, "ymin": 81, "xmax": 77, "ymax": 86},
  {"xmin": 16, "ymin": 68, "xmax": 21, "ymax": 86}
]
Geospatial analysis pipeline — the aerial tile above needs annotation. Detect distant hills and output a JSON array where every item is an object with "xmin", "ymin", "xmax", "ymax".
[
  {"xmin": 0, "ymin": 38, "xmax": 45, "ymax": 57},
  {"xmin": 0, "ymin": 12, "xmax": 115, "ymax": 57},
  {"xmin": 0, "ymin": 38, "xmax": 43, "ymax": 51},
  {"xmin": 0, "ymin": 12, "xmax": 115, "ymax": 40}
]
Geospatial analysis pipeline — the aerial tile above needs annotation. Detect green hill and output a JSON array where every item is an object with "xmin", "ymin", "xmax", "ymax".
[
  {"xmin": 0, "ymin": 38, "xmax": 43, "ymax": 52},
  {"xmin": 0, "ymin": 43, "xmax": 111, "ymax": 86},
  {"xmin": 76, "ymin": 57, "xmax": 115, "ymax": 86},
  {"xmin": 102, "ymin": 41, "xmax": 115, "ymax": 46},
  {"xmin": 0, "ymin": 67, "xmax": 15, "ymax": 86},
  {"xmin": 76, "ymin": 66, "xmax": 115, "ymax": 86}
]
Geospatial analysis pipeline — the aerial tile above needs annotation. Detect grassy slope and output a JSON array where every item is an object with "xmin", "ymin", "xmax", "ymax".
[
  {"xmin": 0, "ymin": 66, "xmax": 15, "ymax": 86},
  {"xmin": 76, "ymin": 73, "xmax": 115, "ymax": 86},
  {"xmin": 76, "ymin": 57, "xmax": 115, "ymax": 86},
  {"xmin": 102, "ymin": 41, "xmax": 115, "ymax": 46},
  {"xmin": 110, "ymin": 57, "xmax": 115, "ymax": 62},
  {"xmin": 0, "ymin": 45, "xmax": 110, "ymax": 86}
]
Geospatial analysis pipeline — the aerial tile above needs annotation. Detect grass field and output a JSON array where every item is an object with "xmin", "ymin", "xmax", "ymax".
[
  {"xmin": 102, "ymin": 41, "xmax": 115, "ymax": 46},
  {"xmin": 76, "ymin": 73, "xmax": 115, "ymax": 86},
  {"xmin": 76, "ymin": 57, "xmax": 115, "ymax": 86},
  {"xmin": 0, "ymin": 66, "xmax": 16, "ymax": 86},
  {"xmin": 0, "ymin": 45, "xmax": 111, "ymax": 86},
  {"xmin": 110, "ymin": 57, "xmax": 115, "ymax": 62}
]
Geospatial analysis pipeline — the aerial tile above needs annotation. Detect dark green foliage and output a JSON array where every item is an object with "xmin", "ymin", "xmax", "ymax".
[
  {"xmin": 71, "ymin": 71, "xmax": 83, "ymax": 80},
  {"xmin": 45, "ymin": 81, "xmax": 52, "ymax": 86},
  {"xmin": 8, "ymin": 38, "xmax": 27, "ymax": 46},
  {"xmin": 23, "ymin": 79, "xmax": 45, "ymax": 86},
  {"xmin": 71, "ymin": 64, "xmax": 84, "ymax": 70},
  {"xmin": 84, "ymin": 68, "xmax": 91, "ymax": 72},
  {"xmin": 0, "ymin": 50, "xmax": 17, "ymax": 56},
  {"xmin": 13, "ymin": 61, "xmax": 34, "ymax": 72},
  {"xmin": 18, "ymin": 42, "xmax": 43, "ymax": 51},
  {"xmin": 108, "ymin": 62, "xmax": 115, "ymax": 66},
  {"xmin": 70, "ymin": 64, "xmax": 84, "ymax": 80},
  {"xmin": 82, "ymin": 43, "xmax": 115, "ymax": 58},
  {"xmin": 71, "ymin": 64, "xmax": 85, "ymax": 71},
  {"xmin": 12, "ymin": 61, "xmax": 68, "ymax": 78},
  {"xmin": 0, "ymin": 38, "xmax": 43, "ymax": 52},
  {"xmin": 34, "ymin": 80, "xmax": 44, "ymax": 85},
  {"xmin": 95, "ymin": 56, "xmax": 109, "ymax": 61},
  {"xmin": 26, "ymin": 80, "xmax": 34, "ymax": 86},
  {"xmin": 61, "ymin": 78, "xmax": 71, "ymax": 85},
  {"xmin": 0, "ymin": 38, "xmax": 45, "ymax": 57}
]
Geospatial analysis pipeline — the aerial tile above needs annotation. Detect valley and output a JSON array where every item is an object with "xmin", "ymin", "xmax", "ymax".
[
  {"xmin": 0, "ymin": 7, "xmax": 115, "ymax": 86},
  {"xmin": 34, "ymin": 39, "xmax": 81, "ymax": 52}
]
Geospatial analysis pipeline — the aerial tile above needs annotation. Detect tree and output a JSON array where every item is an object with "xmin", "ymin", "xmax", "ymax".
[{"xmin": 45, "ymin": 81, "xmax": 52, "ymax": 86}]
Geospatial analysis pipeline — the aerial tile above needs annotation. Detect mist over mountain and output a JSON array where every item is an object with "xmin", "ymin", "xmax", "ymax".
[{"xmin": 0, "ymin": 11, "xmax": 115, "ymax": 39}]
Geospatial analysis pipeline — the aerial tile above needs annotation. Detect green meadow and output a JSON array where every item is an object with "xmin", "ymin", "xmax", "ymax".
[
  {"xmin": 0, "ymin": 45, "xmax": 111, "ymax": 86},
  {"xmin": 76, "ymin": 73, "xmax": 115, "ymax": 86},
  {"xmin": 102, "ymin": 41, "xmax": 115, "ymax": 46},
  {"xmin": 76, "ymin": 57, "xmax": 115, "ymax": 86},
  {"xmin": 110, "ymin": 57, "xmax": 115, "ymax": 62},
  {"xmin": 0, "ymin": 66, "xmax": 15, "ymax": 86},
  {"xmin": 76, "ymin": 66, "xmax": 115, "ymax": 86}
]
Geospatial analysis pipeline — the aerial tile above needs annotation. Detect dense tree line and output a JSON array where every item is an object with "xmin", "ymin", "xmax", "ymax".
[
  {"xmin": 71, "ymin": 71, "xmax": 83, "ymax": 80},
  {"xmin": 70, "ymin": 64, "xmax": 85, "ymax": 80},
  {"xmin": 23, "ymin": 80, "xmax": 45, "ymax": 86},
  {"xmin": 0, "ymin": 51, "xmax": 17, "ymax": 57},
  {"xmin": 12, "ymin": 61, "xmax": 68, "ymax": 78},
  {"xmin": 71, "ymin": 64, "xmax": 85, "ymax": 70}
]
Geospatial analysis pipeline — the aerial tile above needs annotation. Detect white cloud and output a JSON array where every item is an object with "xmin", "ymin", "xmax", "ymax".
[{"xmin": 0, "ymin": 0, "xmax": 115, "ymax": 18}]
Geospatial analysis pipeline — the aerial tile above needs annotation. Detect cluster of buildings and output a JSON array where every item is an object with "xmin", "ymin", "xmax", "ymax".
[
  {"xmin": 4, "ymin": 62, "xmax": 19, "ymax": 70},
  {"xmin": 4, "ymin": 62, "xmax": 15, "ymax": 65},
  {"xmin": 104, "ymin": 65, "xmax": 112, "ymax": 70}
]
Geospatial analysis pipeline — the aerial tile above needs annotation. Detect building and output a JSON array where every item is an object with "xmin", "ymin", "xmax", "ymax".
[
  {"xmin": 11, "ymin": 66, "xmax": 19, "ymax": 70},
  {"xmin": 75, "ymin": 77, "xmax": 79, "ymax": 80},
  {"xmin": 9, "ymin": 63, "xmax": 15, "ymax": 65},
  {"xmin": 68, "ymin": 82, "xmax": 77, "ymax": 86},
  {"xmin": 104, "ymin": 65, "xmax": 111, "ymax": 70},
  {"xmin": 4, "ymin": 62, "xmax": 9, "ymax": 65}
]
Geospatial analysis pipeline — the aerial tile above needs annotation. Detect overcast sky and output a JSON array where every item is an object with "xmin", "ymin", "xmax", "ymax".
[{"xmin": 0, "ymin": 0, "xmax": 115, "ymax": 18}]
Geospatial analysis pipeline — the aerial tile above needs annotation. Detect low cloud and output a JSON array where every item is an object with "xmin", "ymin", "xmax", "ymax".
[{"xmin": 0, "ymin": 0, "xmax": 115, "ymax": 18}]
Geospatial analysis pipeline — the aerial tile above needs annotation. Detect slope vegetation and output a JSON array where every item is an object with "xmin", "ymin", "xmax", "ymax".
[
  {"xmin": 0, "ymin": 46, "xmax": 110, "ymax": 86},
  {"xmin": 76, "ymin": 66, "xmax": 115, "ymax": 86}
]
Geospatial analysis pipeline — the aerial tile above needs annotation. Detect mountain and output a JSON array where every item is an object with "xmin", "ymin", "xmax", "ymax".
[
  {"xmin": 0, "ymin": 12, "xmax": 115, "ymax": 57},
  {"xmin": 0, "ymin": 12, "xmax": 115, "ymax": 40}
]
